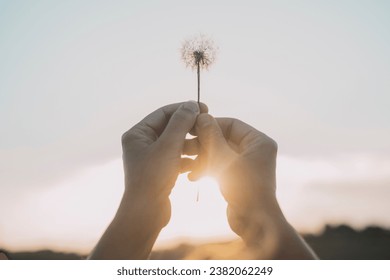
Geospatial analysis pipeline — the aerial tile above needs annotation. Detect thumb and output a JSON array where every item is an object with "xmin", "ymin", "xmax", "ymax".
[
  {"xmin": 195, "ymin": 113, "xmax": 228, "ymax": 152},
  {"xmin": 188, "ymin": 114, "xmax": 235, "ymax": 181},
  {"xmin": 159, "ymin": 101, "xmax": 199, "ymax": 147}
]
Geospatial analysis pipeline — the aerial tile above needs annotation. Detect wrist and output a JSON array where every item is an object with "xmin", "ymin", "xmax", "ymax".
[
  {"xmin": 238, "ymin": 206, "xmax": 289, "ymax": 259},
  {"xmin": 120, "ymin": 189, "xmax": 171, "ymax": 230},
  {"xmin": 239, "ymin": 202, "xmax": 317, "ymax": 259},
  {"xmin": 240, "ymin": 195, "xmax": 286, "ymax": 237},
  {"xmin": 89, "ymin": 190, "xmax": 168, "ymax": 260}
]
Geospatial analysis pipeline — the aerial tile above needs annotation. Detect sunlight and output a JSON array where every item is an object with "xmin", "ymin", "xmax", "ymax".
[
  {"xmin": 3, "ymin": 154, "xmax": 390, "ymax": 253},
  {"xmin": 1, "ymin": 159, "xmax": 124, "ymax": 253},
  {"xmin": 157, "ymin": 175, "xmax": 236, "ymax": 247}
]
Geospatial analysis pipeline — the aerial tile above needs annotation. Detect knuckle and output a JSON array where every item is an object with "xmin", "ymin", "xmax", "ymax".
[
  {"xmin": 175, "ymin": 108, "xmax": 195, "ymax": 121},
  {"xmin": 121, "ymin": 129, "xmax": 136, "ymax": 146},
  {"xmin": 270, "ymin": 138, "xmax": 278, "ymax": 151},
  {"xmin": 197, "ymin": 121, "xmax": 213, "ymax": 133},
  {"xmin": 121, "ymin": 131, "xmax": 130, "ymax": 145},
  {"xmin": 260, "ymin": 135, "xmax": 278, "ymax": 154},
  {"xmin": 266, "ymin": 137, "xmax": 278, "ymax": 154}
]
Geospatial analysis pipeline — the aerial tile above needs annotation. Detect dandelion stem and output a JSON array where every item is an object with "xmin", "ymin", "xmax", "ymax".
[{"xmin": 197, "ymin": 60, "xmax": 200, "ymax": 103}]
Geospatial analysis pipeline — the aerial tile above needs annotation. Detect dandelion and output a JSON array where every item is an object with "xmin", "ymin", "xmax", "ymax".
[{"xmin": 181, "ymin": 34, "xmax": 217, "ymax": 103}]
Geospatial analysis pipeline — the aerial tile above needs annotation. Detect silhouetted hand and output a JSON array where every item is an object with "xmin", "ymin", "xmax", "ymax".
[
  {"xmin": 122, "ymin": 101, "xmax": 207, "ymax": 227},
  {"xmin": 89, "ymin": 101, "xmax": 207, "ymax": 259},
  {"xmin": 188, "ymin": 114, "xmax": 317, "ymax": 259},
  {"xmin": 188, "ymin": 114, "xmax": 277, "ymax": 235}
]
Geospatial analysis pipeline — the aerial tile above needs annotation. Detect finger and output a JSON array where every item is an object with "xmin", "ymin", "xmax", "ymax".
[
  {"xmin": 199, "ymin": 102, "xmax": 209, "ymax": 114},
  {"xmin": 122, "ymin": 101, "xmax": 208, "ymax": 144},
  {"xmin": 189, "ymin": 103, "xmax": 208, "ymax": 136},
  {"xmin": 183, "ymin": 138, "xmax": 199, "ymax": 155},
  {"xmin": 195, "ymin": 114, "xmax": 238, "ymax": 176},
  {"xmin": 186, "ymin": 154, "xmax": 206, "ymax": 181},
  {"xmin": 138, "ymin": 102, "xmax": 185, "ymax": 137},
  {"xmin": 187, "ymin": 165, "xmax": 205, "ymax": 181},
  {"xmin": 187, "ymin": 170, "xmax": 203, "ymax": 181},
  {"xmin": 159, "ymin": 101, "xmax": 200, "ymax": 145},
  {"xmin": 195, "ymin": 114, "xmax": 229, "ymax": 150},
  {"xmin": 180, "ymin": 157, "xmax": 196, "ymax": 173},
  {"xmin": 215, "ymin": 118, "xmax": 262, "ymax": 149},
  {"xmin": 122, "ymin": 102, "xmax": 184, "ymax": 144}
]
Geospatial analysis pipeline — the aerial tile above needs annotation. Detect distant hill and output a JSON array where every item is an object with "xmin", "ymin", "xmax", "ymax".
[
  {"xmin": 3, "ymin": 250, "xmax": 86, "ymax": 260},
  {"xmin": 3, "ymin": 225, "xmax": 390, "ymax": 260},
  {"xmin": 303, "ymin": 225, "xmax": 390, "ymax": 259}
]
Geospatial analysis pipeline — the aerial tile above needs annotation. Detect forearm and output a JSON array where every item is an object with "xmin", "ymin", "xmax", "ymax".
[
  {"xmin": 239, "ymin": 197, "xmax": 318, "ymax": 260},
  {"xmin": 270, "ymin": 220, "xmax": 318, "ymax": 260},
  {"xmin": 89, "ymin": 192, "xmax": 165, "ymax": 260}
]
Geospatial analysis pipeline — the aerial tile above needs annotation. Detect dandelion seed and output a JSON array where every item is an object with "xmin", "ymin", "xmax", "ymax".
[{"xmin": 181, "ymin": 34, "xmax": 217, "ymax": 103}]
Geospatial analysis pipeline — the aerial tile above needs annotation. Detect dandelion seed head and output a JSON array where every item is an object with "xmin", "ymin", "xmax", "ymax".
[{"xmin": 181, "ymin": 34, "xmax": 217, "ymax": 70}]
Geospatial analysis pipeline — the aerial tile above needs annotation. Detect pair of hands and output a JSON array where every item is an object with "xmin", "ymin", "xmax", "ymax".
[
  {"xmin": 90, "ymin": 101, "xmax": 316, "ymax": 259},
  {"xmin": 121, "ymin": 101, "xmax": 278, "ymax": 241}
]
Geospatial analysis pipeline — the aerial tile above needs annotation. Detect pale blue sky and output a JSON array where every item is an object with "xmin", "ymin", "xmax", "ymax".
[{"xmin": 1, "ymin": 0, "xmax": 389, "ymax": 251}]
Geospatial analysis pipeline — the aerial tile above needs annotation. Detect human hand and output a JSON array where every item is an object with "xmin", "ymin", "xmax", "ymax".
[
  {"xmin": 187, "ymin": 114, "xmax": 279, "ymax": 239},
  {"xmin": 121, "ymin": 101, "xmax": 207, "ymax": 228},
  {"xmin": 187, "ymin": 114, "xmax": 316, "ymax": 259},
  {"xmin": 89, "ymin": 101, "xmax": 208, "ymax": 259}
]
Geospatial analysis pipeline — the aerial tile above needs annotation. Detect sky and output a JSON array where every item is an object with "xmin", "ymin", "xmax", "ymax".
[{"xmin": 0, "ymin": 0, "xmax": 389, "ymax": 253}]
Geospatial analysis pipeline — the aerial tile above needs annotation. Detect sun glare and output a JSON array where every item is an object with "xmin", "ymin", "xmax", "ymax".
[{"xmin": 156, "ymin": 175, "xmax": 236, "ymax": 247}]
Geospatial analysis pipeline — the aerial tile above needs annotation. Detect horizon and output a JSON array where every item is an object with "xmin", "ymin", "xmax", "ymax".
[{"xmin": 2, "ymin": 223, "xmax": 390, "ymax": 258}]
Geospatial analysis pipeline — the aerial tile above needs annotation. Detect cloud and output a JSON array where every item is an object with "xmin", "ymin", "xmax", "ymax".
[
  {"xmin": 276, "ymin": 154, "xmax": 390, "ymax": 232},
  {"xmin": 305, "ymin": 177, "xmax": 390, "ymax": 196},
  {"xmin": 300, "ymin": 175, "xmax": 390, "ymax": 228},
  {"xmin": 0, "ymin": 115, "xmax": 123, "ymax": 197}
]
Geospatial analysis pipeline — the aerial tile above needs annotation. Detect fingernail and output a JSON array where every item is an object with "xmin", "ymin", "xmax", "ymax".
[{"xmin": 183, "ymin": 101, "xmax": 199, "ymax": 113}]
